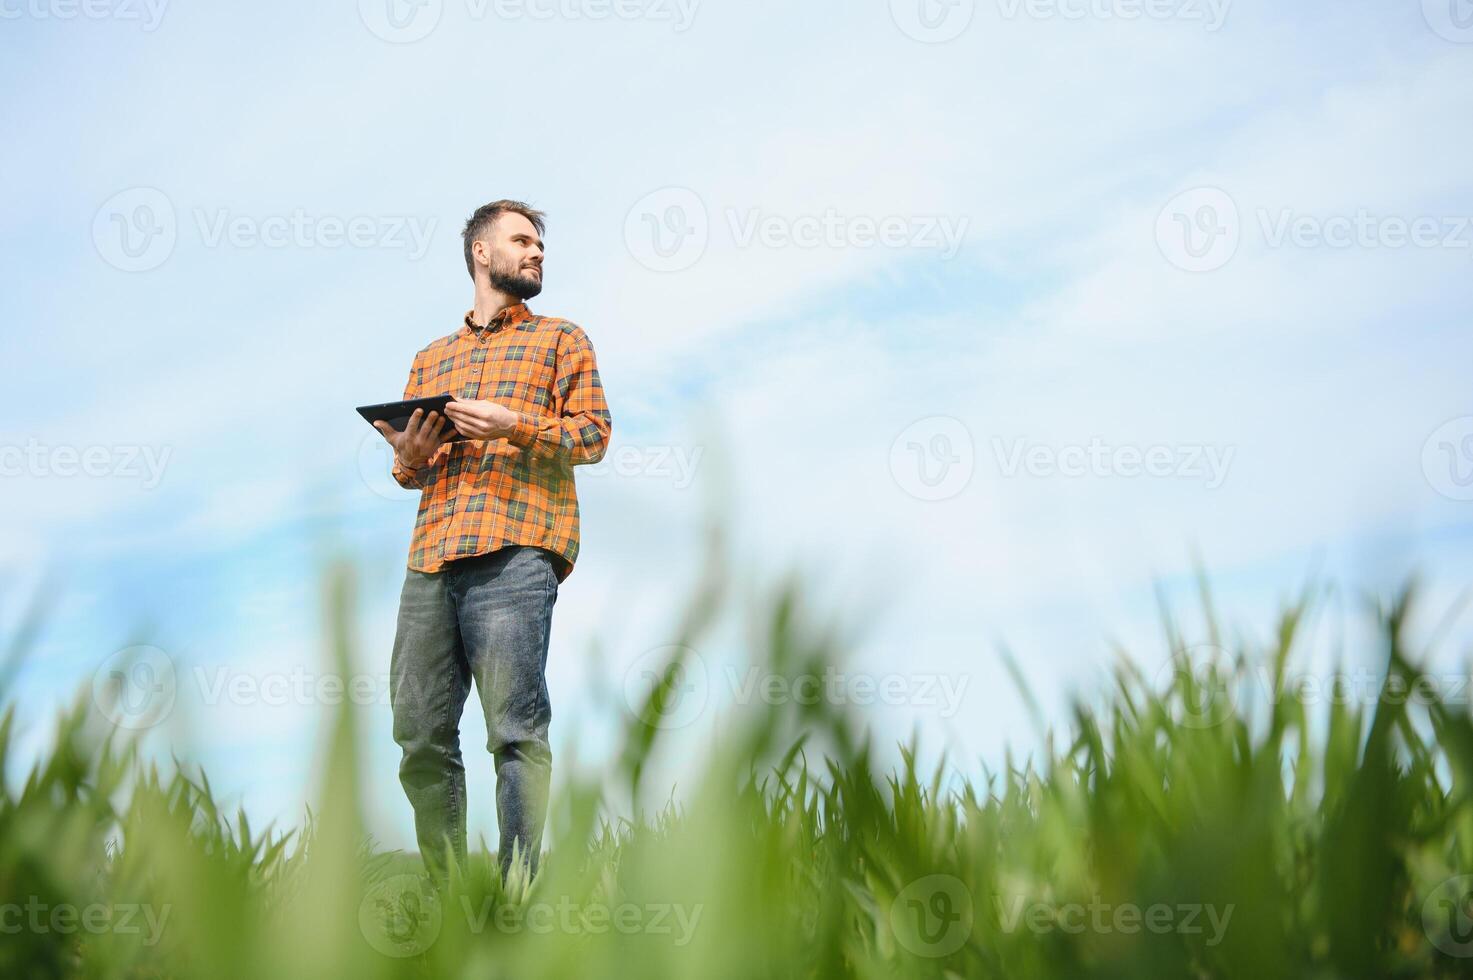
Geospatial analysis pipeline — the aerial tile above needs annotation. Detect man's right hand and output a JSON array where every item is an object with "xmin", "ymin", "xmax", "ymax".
[{"xmin": 373, "ymin": 408, "xmax": 452, "ymax": 470}]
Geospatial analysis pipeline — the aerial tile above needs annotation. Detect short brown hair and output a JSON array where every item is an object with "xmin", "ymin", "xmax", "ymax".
[{"xmin": 461, "ymin": 200, "xmax": 546, "ymax": 279}]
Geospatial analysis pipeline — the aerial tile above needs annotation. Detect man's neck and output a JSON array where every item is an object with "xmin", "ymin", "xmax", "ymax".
[{"xmin": 470, "ymin": 282, "xmax": 522, "ymax": 328}]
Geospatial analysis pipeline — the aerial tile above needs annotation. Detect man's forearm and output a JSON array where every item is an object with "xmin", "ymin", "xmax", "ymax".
[
  {"xmin": 390, "ymin": 356, "xmax": 429, "ymax": 489},
  {"xmin": 499, "ymin": 325, "xmax": 612, "ymax": 465},
  {"xmin": 504, "ymin": 410, "xmax": 611, "ymax": 465}
]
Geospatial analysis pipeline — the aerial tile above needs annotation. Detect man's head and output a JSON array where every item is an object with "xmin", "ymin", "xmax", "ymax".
[{"xmin": 462, "ymin": 200, "xmax": 546, "ymax": 300}]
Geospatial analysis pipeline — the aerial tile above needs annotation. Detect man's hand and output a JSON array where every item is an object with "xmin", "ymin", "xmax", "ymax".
[
  {"xmin": 373, "ymin": 408, "xmax": 453, "ymax": 469},
  {"xmin": 443, "ymin": 398, "xmax": 520, "ymax": 440}
]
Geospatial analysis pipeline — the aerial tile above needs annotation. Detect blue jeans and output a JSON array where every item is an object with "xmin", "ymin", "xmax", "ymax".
[{"xmin": 389, "ymin": 545, "xmax": 558, "ymax": 881}]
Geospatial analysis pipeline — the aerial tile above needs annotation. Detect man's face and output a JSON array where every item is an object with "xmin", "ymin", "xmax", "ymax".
[{"xmin": 477, "ymin": 212, "xmax": 544, "ymax": 300}]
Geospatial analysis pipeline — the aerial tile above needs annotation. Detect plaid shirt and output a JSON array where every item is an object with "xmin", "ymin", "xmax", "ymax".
[{"xmin": 391, "ymin": 302, "xmax": 611, "ymax": 580}]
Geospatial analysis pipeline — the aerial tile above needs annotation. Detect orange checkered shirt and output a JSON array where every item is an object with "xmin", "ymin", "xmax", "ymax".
[{"xmin": 390, "ymin": 302, "xmax": 612, "ymax": 581}]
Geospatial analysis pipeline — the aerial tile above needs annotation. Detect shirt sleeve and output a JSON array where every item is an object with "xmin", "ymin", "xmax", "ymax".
[
  {"xmin": 504, "ymin": 324, "xmax": 612, "ymax": 465},
  {"xmin": 390, "ymin": 354, "xmax": 432, "ymax": 490}
]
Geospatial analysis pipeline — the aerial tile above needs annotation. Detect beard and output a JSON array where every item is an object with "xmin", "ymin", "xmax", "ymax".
[{"xmin": 487, "ymin": 255, "xmax": 543, "ymax": 300}]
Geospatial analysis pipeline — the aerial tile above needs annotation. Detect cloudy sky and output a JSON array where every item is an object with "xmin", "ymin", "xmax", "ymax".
[{"xmin": 3, "ymin": 0, "xmax": 1472, "ymax": 849}]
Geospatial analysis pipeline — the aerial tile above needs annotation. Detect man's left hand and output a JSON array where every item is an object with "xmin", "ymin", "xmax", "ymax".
[{"xmin": 443, "ymin": 397, "xmax": 520, "ymax": 440}]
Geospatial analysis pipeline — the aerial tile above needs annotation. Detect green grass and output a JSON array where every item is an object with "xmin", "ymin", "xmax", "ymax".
[{"xmin": 2, "ymin": 558, "xmax": 1472, "ymax": 978}]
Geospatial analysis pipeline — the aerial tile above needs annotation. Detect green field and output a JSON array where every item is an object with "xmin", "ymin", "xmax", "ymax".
[{"xmin": 2, "ymin": 562, "xmax": 1471, "ymax": 978}]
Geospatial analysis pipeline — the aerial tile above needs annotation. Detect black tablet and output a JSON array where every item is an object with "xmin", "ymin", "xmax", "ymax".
[{"xmin": 355, "ymin": 394, "xmax": 467, "ymax": 442}]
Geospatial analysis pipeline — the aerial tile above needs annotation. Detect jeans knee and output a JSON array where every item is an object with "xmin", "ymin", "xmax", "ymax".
[
  {"xmin": 490, "ymin": 735, "xmax": 551, "ymax": 771},
  {"xmin": 395, "ymin": 715, "xmax": 461, "ymax": 772}
]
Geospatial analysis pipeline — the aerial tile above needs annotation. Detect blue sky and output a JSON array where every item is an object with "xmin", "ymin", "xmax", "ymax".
[{"xmin": 3, "ymin": 0, "xmax": 1472, "ymax": 851}]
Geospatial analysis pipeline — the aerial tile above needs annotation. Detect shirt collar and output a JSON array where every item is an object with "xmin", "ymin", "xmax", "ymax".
[{"xmin": 462, "ymin": 302, "xmax": 532, "ymax": 336}]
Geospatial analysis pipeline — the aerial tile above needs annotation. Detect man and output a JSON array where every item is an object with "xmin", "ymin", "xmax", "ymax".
[{"xmin": 372, "ymin": 199, "xmax": 611, "ymax": 884}]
